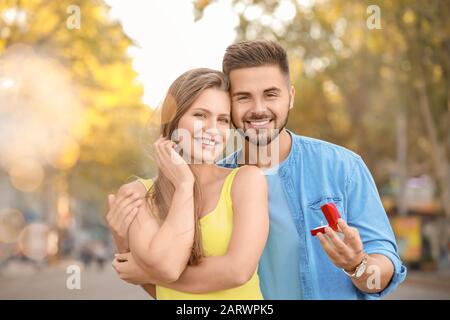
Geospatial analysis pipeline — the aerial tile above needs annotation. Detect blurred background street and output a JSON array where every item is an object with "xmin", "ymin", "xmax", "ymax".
[{"xmin": 0, "ymin": 259, "xmax": 449, "ymax": 299}]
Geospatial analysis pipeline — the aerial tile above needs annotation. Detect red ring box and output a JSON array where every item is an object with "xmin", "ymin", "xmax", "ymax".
[{"xmin": 310, "ymin": 202, "xmax": 341, "ymax": 236}]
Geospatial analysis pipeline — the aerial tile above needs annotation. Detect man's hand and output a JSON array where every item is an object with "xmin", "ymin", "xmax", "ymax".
[
  {"xmin": 316, "ymin": 218, "xmax": 365, "ymax": 272},
  {"xmin": 106, "ymin": 190, "xmax": 143, "ymax": 252},
  {"xmin": 316, "ymin": 218, "xmax": 395, "ymax": 294},
  {"xmin": 112, "ymin": 252, "xmax": 156, "ymax": 285}
]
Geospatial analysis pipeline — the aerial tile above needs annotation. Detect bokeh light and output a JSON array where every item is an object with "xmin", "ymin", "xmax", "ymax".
[
  {"xmin": 0, "ymin": 43, "xmax": 85, "ymax": 189},
  {"xmin": 9, "ymin": 158, "xmax": 45, "ymax": 192},
  {"xmin": 18, "ymin": 223, "xmax": 56, "ymax": 261},
  {"xmin": 0, "ymin": 208, "xmax": 26, "ymax": 243}
]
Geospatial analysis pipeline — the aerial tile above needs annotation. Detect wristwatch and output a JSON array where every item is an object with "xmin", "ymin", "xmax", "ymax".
[{"xmin": 343, "ymin": 253, "xmax": 368, "ymax": 278}]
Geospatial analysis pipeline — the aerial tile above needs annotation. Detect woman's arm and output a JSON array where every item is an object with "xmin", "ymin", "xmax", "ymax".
[
  {"xmin": 125, "ymin": 179, "xmax": 195, "ymax": 283},
  {"xmin": 161, "ymin": 165, "xmax": 269, "ymax": 293},
  {"xmin": 125, "ymin": 137, "xmax": 196, "ymax": 283}
]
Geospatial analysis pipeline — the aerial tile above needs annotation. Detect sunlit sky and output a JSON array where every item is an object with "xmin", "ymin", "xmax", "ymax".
[
  {"xmin": 104, "ymin": 0, "xmax": 307, "ymax": 108},
  {"xmin": 104, "ymin": 0, "xmax": 239, "ymax": 108}
]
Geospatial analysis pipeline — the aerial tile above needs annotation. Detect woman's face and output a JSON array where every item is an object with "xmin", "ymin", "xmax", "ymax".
[{"xmin": 175, "ymin": 88, "xmax": 231, "ymax": 164}]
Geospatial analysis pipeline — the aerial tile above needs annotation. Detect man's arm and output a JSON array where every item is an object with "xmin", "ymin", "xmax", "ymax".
[
  {"xmin": 318, "ymin": 156, "xmax": 406, "ymax": 296},
  {"xmin": 317, "ymin": 221, "xmax": 395, "ymax": 293}
]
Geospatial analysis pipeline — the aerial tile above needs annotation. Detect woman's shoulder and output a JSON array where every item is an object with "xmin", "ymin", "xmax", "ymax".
[
  {"xmin": 232, "ymin": 165, "xmax": 267, "ymax": 194},
  {"xmin": 117, "ymin": 179, "xmax": 150, "ymax": 198},
  {"xmin": 235, "ymin": 165, "xmax": 265, "ymax": 180},
  {"xmin": 117, "ymin": 180, "xmax": 160, "ymax": 225}
]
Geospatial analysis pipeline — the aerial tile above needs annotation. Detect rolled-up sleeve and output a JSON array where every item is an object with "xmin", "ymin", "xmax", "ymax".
[{"xmin": 345, "ymin": 156, "xmax": 407, "ymax": 298}]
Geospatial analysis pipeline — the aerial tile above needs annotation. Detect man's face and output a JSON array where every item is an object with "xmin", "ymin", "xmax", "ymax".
[{"xmin": 229, "ymin": 65, "xmax": 295, "ymax": 146}]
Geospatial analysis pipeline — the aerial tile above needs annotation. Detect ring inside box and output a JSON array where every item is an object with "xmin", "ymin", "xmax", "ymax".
[{"xmin": 310, "ymin": 202, "xmax": 341, "ymax": 236}]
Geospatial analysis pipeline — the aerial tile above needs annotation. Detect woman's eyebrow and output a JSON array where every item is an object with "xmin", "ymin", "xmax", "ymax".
[
  {"xmin": 190, "ymin": 107, "xmax": 211, "ymax": 114},
  {"xmin": 191, "ymin": 108, "xmax": 229, "ymax": 118}
]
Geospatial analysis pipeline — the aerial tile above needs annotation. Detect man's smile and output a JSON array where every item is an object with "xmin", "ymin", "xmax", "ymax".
[{"xmin": 245, "ymin": 118, "xmax": 273, "ymax": 129}]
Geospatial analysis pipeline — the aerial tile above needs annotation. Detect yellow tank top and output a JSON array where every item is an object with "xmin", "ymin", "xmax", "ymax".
[{"xmin": 137, "ymin": 167, "xmax": 263, "ymax": 300}]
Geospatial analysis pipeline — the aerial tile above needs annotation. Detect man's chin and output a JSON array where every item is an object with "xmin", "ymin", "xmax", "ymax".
[{"xmin": 245, "ymin": 132, "xmax": 278, "ymax": 147}]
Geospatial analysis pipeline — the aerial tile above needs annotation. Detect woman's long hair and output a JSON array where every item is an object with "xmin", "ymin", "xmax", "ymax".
[{"xmin": 146, "ymin": 68, "xmax": 229, "ymax": 265}]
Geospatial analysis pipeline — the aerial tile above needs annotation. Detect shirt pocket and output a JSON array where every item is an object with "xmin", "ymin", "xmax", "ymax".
[{"xmin": 306, "ymin": 195, "xmax": 347, "ymax": 228}]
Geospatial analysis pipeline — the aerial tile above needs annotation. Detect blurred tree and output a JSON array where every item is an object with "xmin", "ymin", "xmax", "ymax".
[{"xmin": 0, "ymin": 0, "xmax": 156, "ymax": 229}]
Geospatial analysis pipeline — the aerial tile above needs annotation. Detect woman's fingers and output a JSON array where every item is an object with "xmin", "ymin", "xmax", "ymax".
[
  {"xmin": 153, "ymin": 139, "xmax": 166, "ymax": 168},
  {"xmin": 159, "ymin": 140, "xmax": 175, "ymax": 160}
]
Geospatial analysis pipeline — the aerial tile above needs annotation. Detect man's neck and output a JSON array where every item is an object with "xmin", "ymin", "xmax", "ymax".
[{"xmin": 240, "ymin": 129, "xmax": 292, "ymax": 168}]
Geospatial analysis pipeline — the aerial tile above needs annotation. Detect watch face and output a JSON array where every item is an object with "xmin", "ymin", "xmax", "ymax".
[{"xmin": 356, "ymin": 264, "xmax": 366, "ymax": 278}]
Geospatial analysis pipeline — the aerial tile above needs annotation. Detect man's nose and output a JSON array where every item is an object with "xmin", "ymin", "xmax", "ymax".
[{"xmin": 251, "ymin": 98, "xmax": 267, "ymax": 113}]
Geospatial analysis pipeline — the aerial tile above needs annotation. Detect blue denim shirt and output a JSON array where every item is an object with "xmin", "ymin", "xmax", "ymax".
[{"xmin": 218, "ymin": 131, "xmax": 407, "ymax": 299}]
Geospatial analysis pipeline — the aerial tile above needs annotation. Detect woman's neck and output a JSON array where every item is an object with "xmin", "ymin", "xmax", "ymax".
[{"xmin": 189, "ymin": 163, "xmax": 223, "ymax": 185}]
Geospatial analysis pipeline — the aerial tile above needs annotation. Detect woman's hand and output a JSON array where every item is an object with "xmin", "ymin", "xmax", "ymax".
[
  {"xmin": 112, "ymin": 252, "xmax": 156, "ymax": 285},
  {"xmin": 154, "ymin": 136, "xmax": 194, "ymax": 188},
  {"xmin": 106, "ymin": 190, "xmax": 143, "ymax": 252}
]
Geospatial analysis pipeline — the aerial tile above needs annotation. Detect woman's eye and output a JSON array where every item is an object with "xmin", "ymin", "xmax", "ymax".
[
  {"xmin": 219, "ymin": 118, "xmax": 230, "ymax": 123},
  {"xmin": 193, "ymin": 113, "xmax": 206, "ymax": 118}
]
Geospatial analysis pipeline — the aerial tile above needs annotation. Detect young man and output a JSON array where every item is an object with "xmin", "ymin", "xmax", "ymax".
[
  {"xmin": 110, "ymin": 40, "xmax": 406, "ymax": 299},
  {"xmin": 216, "ymin": 40, "xmax": 406, "ymax": 299}
]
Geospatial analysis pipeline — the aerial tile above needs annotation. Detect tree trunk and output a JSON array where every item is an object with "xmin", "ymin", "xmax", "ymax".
[{"xmin": 417, "ymin": 81, "xmax": 450, "ymax": 219}]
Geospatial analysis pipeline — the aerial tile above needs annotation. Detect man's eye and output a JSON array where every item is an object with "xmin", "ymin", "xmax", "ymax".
[
  {"xmin": 266, "ymin": 93, "xmax": 278, "ymax": 98},
  {"xmin": 237, "ymin": 96, "xmax": 248, "ymax": 101}
]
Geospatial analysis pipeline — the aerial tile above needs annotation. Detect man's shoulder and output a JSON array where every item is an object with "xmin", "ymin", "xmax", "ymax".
[
  {"xmin": 292, "ymin": 133, "xmax": 361, "ymax": 163},
  {"xmin": 217, "ymin": 151, "xmax": 240, "ymax": 168}
]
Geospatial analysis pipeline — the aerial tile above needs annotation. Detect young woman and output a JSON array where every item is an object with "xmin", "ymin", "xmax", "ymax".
[{"xmin": 106, "ymin": 68, "xmax": 269, "ymax": 299}]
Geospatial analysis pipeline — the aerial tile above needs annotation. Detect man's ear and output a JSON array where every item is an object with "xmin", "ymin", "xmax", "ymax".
[{"xmin": 289, "ymin": 85, "xmax": 295, "ymax": 110}]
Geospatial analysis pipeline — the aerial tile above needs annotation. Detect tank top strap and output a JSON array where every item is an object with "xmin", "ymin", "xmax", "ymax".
[
  {"xmin": 221, "ymin": 167, "xmax": 241, "ymax": 207},
  {"xmin": 137, "ymin": 178, "xmax": 154, "ymax": 191}
]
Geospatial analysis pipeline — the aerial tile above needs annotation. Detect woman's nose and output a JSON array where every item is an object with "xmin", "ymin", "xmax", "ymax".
[{"xmin": 205, "ymin": 117, "xmax": 218, "ymax": 130}]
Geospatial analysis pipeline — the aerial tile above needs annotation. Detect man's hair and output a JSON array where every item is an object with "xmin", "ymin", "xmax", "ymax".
[{"xmin": 222, "ymin": 40, "xmax": 290, "ymax": 79}]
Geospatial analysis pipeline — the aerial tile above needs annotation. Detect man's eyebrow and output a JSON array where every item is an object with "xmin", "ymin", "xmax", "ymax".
[
  {"xmin": 264, "ymin": 87, "xmax": 281, "ymax": 93},
  {"xmin": 232, "ymin": 87, "xmax": 281, "ymax": 97},
  {"xmin": 231, "ymin": 91, "xmax": 251, "ymax": 97}
]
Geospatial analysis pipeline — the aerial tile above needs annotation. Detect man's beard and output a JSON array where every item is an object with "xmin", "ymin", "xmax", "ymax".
[{"xmin": 242, "ymin": 106, "xmax": 290, "ymax": 147}]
